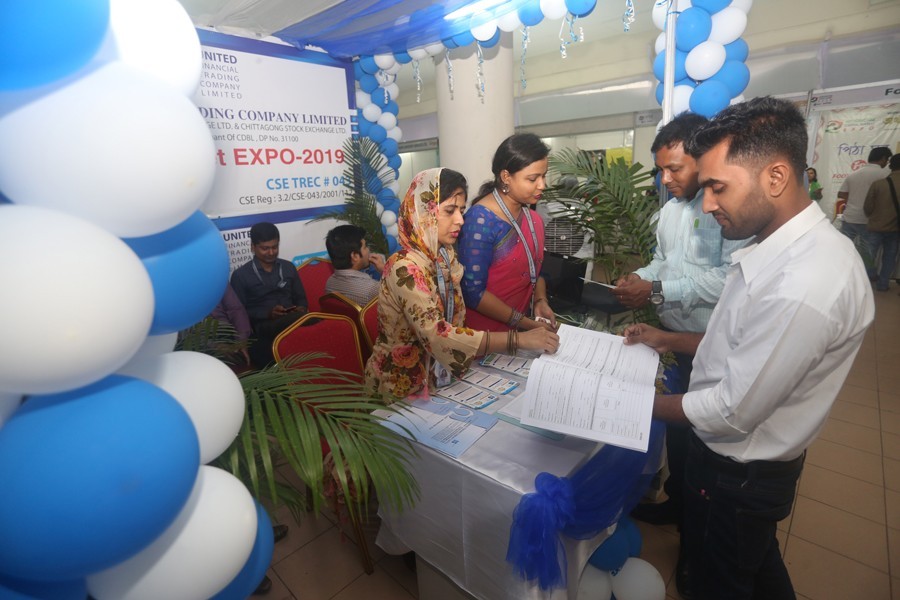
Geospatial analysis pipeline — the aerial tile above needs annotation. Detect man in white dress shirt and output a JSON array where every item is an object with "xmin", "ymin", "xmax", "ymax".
[{"xmin": 626, "ymin": 97, "xmax": 874, "ymax": 599}]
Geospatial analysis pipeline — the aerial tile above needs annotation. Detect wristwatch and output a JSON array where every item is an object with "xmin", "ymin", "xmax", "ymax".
[{"xmin": 649, "ymin": 280, "xmax": 665, "ymax": 306}]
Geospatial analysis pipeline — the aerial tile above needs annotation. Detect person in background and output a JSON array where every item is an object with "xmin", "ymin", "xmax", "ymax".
[
  {"xmin": 806, "ymin": 167, "xmax": 823, "ymax": 201},
  {"xmin": 863, "ymin": 153, "xmax": 900, "ymax": 292},
  {"xmin": 231, "ymin": 222, "xmax": 308, "ymax": 367},
  {"xmin": 458, "ymin": 133, "xmax": 557, "ymax": 333},
  {"xmin": 324, "ymin": 224, "xmax": 386, "ymax": 306},
  {"xmin": 209, "ymin": 283, "xmax": 252, "ymax": 366},
  {"xmin": 364, "ymin": 168, "xmax": 559, "ymax": 404},
  {"xmin": 837, "ymin": 146, "xmax": 892, "ymax": 279},
  {"xmin": 630, "ymin": 96, "xmax": 874, "ymax": 600}
]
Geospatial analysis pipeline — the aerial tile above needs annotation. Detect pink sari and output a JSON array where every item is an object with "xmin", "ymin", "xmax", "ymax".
[{"xmin": 460, "ymin": 207, "xmax": 545, "ymax": 332}]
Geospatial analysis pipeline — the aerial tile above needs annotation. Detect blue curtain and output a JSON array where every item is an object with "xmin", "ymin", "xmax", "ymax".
[{"xmin": 506, "ymin": 419, "xmax": 665, "ymax": 590}]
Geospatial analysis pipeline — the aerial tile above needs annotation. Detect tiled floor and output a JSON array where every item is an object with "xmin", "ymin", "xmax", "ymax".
[{"xmin": 262, "ymin": 283, "xmax": 899, "ymax": 600}]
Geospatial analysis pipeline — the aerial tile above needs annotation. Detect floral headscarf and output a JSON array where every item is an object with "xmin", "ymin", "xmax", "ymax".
[{"xmin": 397, "ymin": 167, "xmax": 464, "ymax": 286}]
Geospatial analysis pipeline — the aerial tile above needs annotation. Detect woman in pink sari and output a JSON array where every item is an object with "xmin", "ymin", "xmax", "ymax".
[{"xmin": 458, "ymin": 133, "xmax": 557, "ymax": 332}]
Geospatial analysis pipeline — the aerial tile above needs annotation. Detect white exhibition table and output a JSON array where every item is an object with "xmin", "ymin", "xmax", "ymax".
[{"xmin": 376, "ymin": 411, "xmax": 612, "ymax": 600}]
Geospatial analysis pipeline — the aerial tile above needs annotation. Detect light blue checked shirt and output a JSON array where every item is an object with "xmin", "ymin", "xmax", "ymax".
[{"xmin": 633, "ymin": 189, "xmax": 751, "ymax": 332}]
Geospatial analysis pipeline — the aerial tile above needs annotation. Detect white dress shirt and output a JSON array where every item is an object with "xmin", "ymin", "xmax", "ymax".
[
  {"xmin": 634, "ymin": 189, "xmax": 750, "ymax": 332},
  {"xmin": 683, "ymin": 203, "xmax": 875, "ymax": 462},
  {"xmin": 840, "ymin": 163, "xmax": 890, "ymax": 224}
]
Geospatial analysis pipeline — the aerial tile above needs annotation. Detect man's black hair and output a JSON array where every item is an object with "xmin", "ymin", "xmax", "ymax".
[
  {"xmin": 325, "ymin": 224, "xmax": 367, "ymax": 270},
  {"xmin": 685, "ymin": 96, "xmax": 808, "ymax": 183},
  {"xmin": 650, "ymin": 113, "xmax": 709, "ymax": 154},
  {"xmin": 889, "ymin": 154, "xmax": 900, "ymax": 171},
  {"xmin": 250, "ymin": 222, "xmax": 280, "ymax": 245},
  {"xmin": 869, "ymin": 146, "xmax": 892, "ymax": 163}
]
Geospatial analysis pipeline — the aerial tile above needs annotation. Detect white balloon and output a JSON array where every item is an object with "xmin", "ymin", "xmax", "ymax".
[
  {"xmin": 685, "ymin": 40, "xmax": 726, "ymax": 80},
  {"xmin": 373, "ymin": 53, "xmax": 396, "ymax": 70},
  {"xmin": 109, "ymin": 0, "xmax": 201, "ymax": 96},
  {"xmin": 387, "ymin": 180, "xmax": 400, "ymax": 195},
  {"xmin": 386, "ymin": 223, "xmax": 399, "ymax": 238},
  {"xmin": 126, "ymin": 333, "xmax": 179, "ymax": 366},
  {"xmin": 386, "ymin": 125, "xmax": 403, "ymax": 142},
  {"xmin": 709, "ymin": 7, "xmax": 747, "ymax": 45},
  {"xmin": 471, "ymin": 18, "xmax": 499, "ymax": 42},
  {"xmin": 498, "ymin": 10, "xmax": 523, "ymax": 32},
  {"xmin": 408, "ymin": 46, "xmax": 429, "ymax": 61},
  {"xmin": 0, "ymin": 206, "xmax": 153, "ymax": 395},
  {"xmin": 378, "ymin": 112, "xmax": 397, "ymax": 130},
  {"xmin": 730, "ymin": 0, "xmax": 753, "ymax": 13},
  {"xmin": 0, "ymin": 393, "xmax": 23, "ymax": 428},
  {"xmin": 118, "ymin": 351, "xmax": 245, "ymax": 464},
  {"xmin": 375, "ymin": 201, "xmax": 385, "ymax": 218},
  {"xmin": 0, "ymin": 63, "xmax": 216, "ymax": 237},
  {"xmin": 672, "ymin": 84, "xmax": 695, "ymax": 115},
  {"xmin": 652, "ymin": 0, "xmax": 692, "ymax": 30},
  {"xmin": 655, "ymin": 31, "xmax": 666, "ymax": 55},
  {"xmin": 356, "ymin": 88, "xmax": 372, "ymax": 109},
  {"xmin": 385, "ymin": 82, "xmax": 400, "ymax": 101},
  {"xmin": 609, "ymin": 558, "xmax": 666, "ymax": 600},
  {"xmin": 425, "ymin": 42, "xmax": 445, "ymax": 56},
  {"xmin": 730, "ymin": 93, "xmax": 746, "ymax": 105},
  {"xmin": 384, "ymin": 61, "xmax": 403, "ymax": 75},
  {"xmin": 380, "ymin": 210, "xmax": 398, "ymax": 227},
  {"xmin": 362, "ymin": 102, "xmax": 382, "ymax": 123},
  {"xmin": 577, "ymin": 564, "xmax": 613, "ymax": 600},
  {"xmin": 87, "ymin": 466, "xmax": 257, "ymax": 600},
  {"xmin": 540, "ymin": 0, "xmax": 569, "ymax": 20}
]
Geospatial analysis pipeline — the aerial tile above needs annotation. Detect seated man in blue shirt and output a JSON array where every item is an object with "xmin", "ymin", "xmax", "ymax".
[
  {"xmin": 324, "ymin": 224, "xmax": 385, "ymax": 307},
  {"xmin": 231, "ymin": 222, "xmax": 307, "ymax": 367}
]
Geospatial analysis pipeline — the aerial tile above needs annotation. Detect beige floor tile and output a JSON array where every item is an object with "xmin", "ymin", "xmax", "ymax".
[
  {"xmin": 884, "ymin": 411, "xmax": 900, "ymax": 436},
  {"xmin": 889, "ymin": 528, "xmax": 900, "ymax": 580},
  {"xmin": 806, "ymin": 438, "xmax": 884, "ymax": 486},
  {"xmin": 377, "ymin": 553, "xmax": 419, "ymax": 598},
  {"xmin": 331, "ymin": 568, "xmax": 417, "ymax": 600},
  {"xmin": 635, "ymin": 521, "xmax": 680, "ymax": 590},
  {"xmin": 882, "ymin": 392, "xmax": 900, "ymax": 415},
  {"xmin": 851, "ymin": 360, "xmax": 879, "ymax": 380},
  {"xmin": 797, "ymin": 464, "xmax": 886, "ymax": 524},
  {"xmin": 837, "ymin": 383, "xmax": 880, "ymax": 408},
  {"xmin": 894, "ymin": 577, "xmax": 900, "ymax": 600},
  {"xmin": 886, "ymin": 457, "xmax": 900, "ymax": 492},
  {"xmin": 819, "ymin": 417, "xmax": 882, "ymax": 455},
  {"xmin": 790, "ymin": 496, "xmax": 889, "ymax": 572},
  {"xmin": 784, "ymin": 536, "xmax": 891, "ymax": 600},
  {"xmin": 881, "ymin": 373, "xmax": 900, "ymax": 395},
  {"xmin": 845, "ymin": 368, "xmax": 880, "ymax": 391},
  {"xmin": 888, "ymin": 490, "xmax": 900, "ymax": 531},
  {"xmin": 259, "ymin": 569, "xmax": 295, "ymax": 600},
  {"xmin": 777, "ymin": 528, "xmax": 789, "ymax": 555},
  {"xmin": 885, "ymin": 432, "xmax": 900, "ymax": 461},
  {"xmin": 273, "ymin": 526, "xmax": 369, "ymax": 600},
  {"xmin": 270, "ymin": 504, "xmax": 339, "ymax": 566},
  {"xmin": 829, "ymin": 400, "xmax": 881, "ymax": 430}
]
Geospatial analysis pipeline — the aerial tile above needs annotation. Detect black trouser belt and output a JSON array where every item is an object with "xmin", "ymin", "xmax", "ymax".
[{"xmin": 689, "ymin": 431, "xmax": 805, "ymax": 479}]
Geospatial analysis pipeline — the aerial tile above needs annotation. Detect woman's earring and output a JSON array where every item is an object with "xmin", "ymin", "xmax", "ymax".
[{"xmin": 501, "ymin": 183, "xmax": 510, "ymax": 194}]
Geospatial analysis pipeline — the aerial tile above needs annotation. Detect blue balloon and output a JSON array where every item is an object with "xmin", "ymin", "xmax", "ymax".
[
  {"xmin": 383, "ymin": 100, "xmax": 400, "ymax": 115},
  {"xmin": 617, "ymin": 517, "xmax": 643, "ymax": 557},
  {"xmin": 394, "ymin": 50, "xmax": 412, "ymax": 64},
  {"xmin": 368, "ymin": 124, "xmax": 387, "ymax": 143},
  {"xmin": 708, "ymin": 60, "xmax": 750, "ymax": 96},
  {"xmin": 566, "ymin": 0, "xmax": 597, "ymax": 18},
  {"xmin": 452, "ymin": 30, "xmax": 475, "ymax": 47},
  {"xmin": 387, "ymin": 236, "xmax": 400, "ymax": 253},
  {"xmin": 358, "ymin": 55, "xmax": 379, "ymax": 74},
  {"xmin": 442, "ymin": 36, "xmax": 459, "ymax": 49},
  {"xmin": 388, "ymin": 154, "xmax": 402, "ymax": 170},
  {"xmin": 0, "ymin": 375, "xmax": 199, "ymax": 580},
  {"xmin": 210, "ymin": 502, "xmax": 275, "ymax": 600},
  {"xmin": 478, "ymin": 29, "xmax": 502, "ymax": 49},
  {"xmin": 125, "ymin": 211, "xmax": 230, "ymax": 335},
  {"xmin": 358, "ymin": 73, "xmax": 378, "ymax": 93},
  {"xmin": 692, "ymin": 0, "xmax": 731, "ymax": 14},
  {"xmin": 675, "ymin": 8, "xmax": 712, "ymax": 53},
  {"xmin": 377, "ymin": 189, "xmax": 395, "ymax": 203},
  {"xmin": 518, "ymin": 0, "xmax": 544, "ymax": 26},
  {"xmin": 367, "ymin": 177, "xmax": 384, "ymax": 195},
  {"xmin": 657, "ymin": 78, "xmax": 697, "ymax": 104},
  {"xmin": 0, "ymin": 575, "xmax": 86, "ymax": 600},
  {"xmin": 371, "ymin": 87, "xmax": 390, "ymax": 105},
  {"xmin": 353, "ymin": 60, "xmax": 364, "ymax": 80},
  {"xmin": 724, "ymin": 38, "xmax": 749, "ymax": 62},
  {"xmin": 690, "ymin": 79, "xmax": 731, "ymax": 118},
  {"xmin": 0, "ymin": 0, "xmax": 109, "ymax": 90},
  {"xmin": 587, "ymin": 525, "xmax": 630, "ymax": 572},
  {"xmin": 655, "ymin": 82, "xmax": 664, "ymax": 105},
  {"xmin": 380, "ymin": 138, "xmax": 399, "ymax": 157},
  {"xmin": 357, "ymin": 117, "xmax": 372, "ymax": 136},
  {"xmin": 653, "ymin": 49, "xmax": 688, "ymax": 82}
]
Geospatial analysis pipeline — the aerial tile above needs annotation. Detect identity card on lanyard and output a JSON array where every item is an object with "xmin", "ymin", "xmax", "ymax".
[
  {"xmin": 432, "ymin": 247, "xmax": 455, "ymax": 388},
  {"xmin": 492, "ymin": 189, "xmax": 538, "ymax": 311}
]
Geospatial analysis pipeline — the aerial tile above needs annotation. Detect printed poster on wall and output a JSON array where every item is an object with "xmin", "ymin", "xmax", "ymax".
[{"xmin": 193, "ymin": 30, "xmax": 356, "ymax": 269}]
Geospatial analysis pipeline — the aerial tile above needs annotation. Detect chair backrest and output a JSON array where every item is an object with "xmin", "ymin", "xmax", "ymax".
[
  {"xmin": 320, "ymin": 292, "xmax": 371, "ymax": 363},
  {"xmin": 359, "ymin": 297, "xmax": 379, "ymax": 351},
  {"xmin": 296, "ymin": 257, "xmax": 334, "ymax": 313},
  {"xmin": 272, "ymin": 312, "xmax": 365, "ymax": 381}
]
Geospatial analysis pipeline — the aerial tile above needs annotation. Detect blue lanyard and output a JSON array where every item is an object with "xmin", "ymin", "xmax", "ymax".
[
  {"xmin": 434, "ymin": 247, "xmax": 455, "ymax": 323},
  {"xmin": 251, "ymin": 260, "xmax": 286, "ymax": 288},
  {"xmin": 492, "ymin": 189, "xmax": 539, "ymax": 286}
]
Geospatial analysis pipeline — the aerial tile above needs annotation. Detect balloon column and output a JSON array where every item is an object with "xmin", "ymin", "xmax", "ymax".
[
  {"xmin": 0, "ymin": 1, "xmax": 273, "ymax": 598},
  {"xmin": 652, "ymin": 0, "xmax": 752, "ymax": 118},
  {"xmin": 577, "ymin": 517, "xmax": 665, "ymax": 600}
]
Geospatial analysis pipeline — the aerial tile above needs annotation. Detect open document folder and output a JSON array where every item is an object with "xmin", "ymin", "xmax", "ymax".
[{"xmin": 519, "ymin": 324, "xmax": 659, "ymax": 452}]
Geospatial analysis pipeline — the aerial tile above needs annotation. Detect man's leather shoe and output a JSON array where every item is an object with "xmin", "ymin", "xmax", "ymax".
[
  {"xmin": 273, "ymin": 524, "xmax": 289, "ymax": 543},
  {"xmin": 253, "ymin": 575, "xmax": 273, "ymax": 596},
  {"xmin": 675, "ymin": 550, "xmax": 692, "ymax": 600},
  {"xmin": 630, "ymin": 500, "xmax": 679, "ymax": 526}
]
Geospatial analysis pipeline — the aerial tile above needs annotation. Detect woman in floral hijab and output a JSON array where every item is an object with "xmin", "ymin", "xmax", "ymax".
[{"xmin": 365, "ymin": 168, "xmax": 559, "ymax": 403}]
